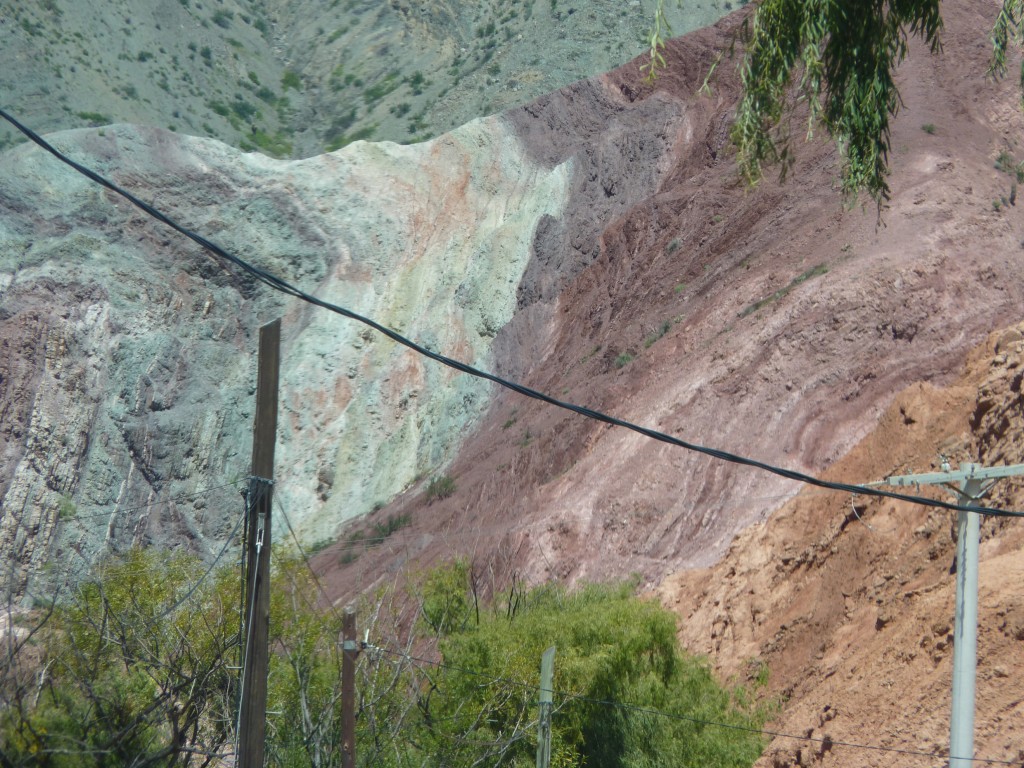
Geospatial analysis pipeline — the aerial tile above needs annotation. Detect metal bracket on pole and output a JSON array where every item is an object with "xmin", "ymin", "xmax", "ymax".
[{"xmin": 870, "ymin": 461, "xmax": 1024, "ymax": 768}]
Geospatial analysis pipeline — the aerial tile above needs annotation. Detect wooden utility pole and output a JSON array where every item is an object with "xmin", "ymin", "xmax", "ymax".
[
  {"xmin": 341, "ymin": 605, "xmax": 358, "ymax": 768},
  {"xmin": 536, "ymin": 646, "xmax": 556, "ymax": 768},
  {"xmin": 874, "ymin": 461, "xmax": 1024, "ymax": 768},
  {"xmin": 237, "ymin": 319, "xmax": 281, "ymax": 768}
]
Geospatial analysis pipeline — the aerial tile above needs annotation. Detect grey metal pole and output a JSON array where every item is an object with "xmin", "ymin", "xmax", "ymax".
[
  {"xmin": 950, "ymin": 466, "xmax": 983, "ymax": 768},
  {"xmin": 871, "ymin": 462, "xmax": 1024, "ymax": 768},
  {"xmin": 536, "ymin": 646, "xmax": 555, "ymax": 768}
]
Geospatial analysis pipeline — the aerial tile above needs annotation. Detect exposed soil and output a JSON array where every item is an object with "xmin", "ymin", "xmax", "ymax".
[
  {"xmin": 314, "ymin": 1, "xmax": 1024, "ymax": 761},
  {"xmin": 658, "ymin": 323, "xmax": 1024, "ymax": 768}
]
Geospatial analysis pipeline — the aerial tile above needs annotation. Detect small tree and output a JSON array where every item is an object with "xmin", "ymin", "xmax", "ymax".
[
  {"xmin": 398, "ymin": 567, "xmax": 769, "ymax": 768},
  {"xmin": 0, "ymin": 548, "xmax": 238, "ymax": 767}
]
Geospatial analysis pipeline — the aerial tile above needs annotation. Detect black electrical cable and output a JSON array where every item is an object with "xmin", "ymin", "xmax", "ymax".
[{"xmin": 2, "ymin": 106, "xmax": 1021, "ymax": 519}]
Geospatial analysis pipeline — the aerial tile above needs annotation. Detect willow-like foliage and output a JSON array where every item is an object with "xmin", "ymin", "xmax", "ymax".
[
  {"xmin": 648, "ymin": 1, "xmax": 954, "ymax": 205},
  {"xmin": 992, "ymin": 0, "xmax": 1024, "ymax": 84},
  {"xmin": 731, "ymin": 0, "xmax": 941, "ymax": 205}
]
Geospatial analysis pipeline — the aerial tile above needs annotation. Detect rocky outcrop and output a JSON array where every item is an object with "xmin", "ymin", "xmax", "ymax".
[
  {"xmin": 656, "ymin": 324, "xmax": 1024, "ymax": 768},
  {"xmin": 0, "ymin": 118, "xmax": 570, "ymax": 596}
]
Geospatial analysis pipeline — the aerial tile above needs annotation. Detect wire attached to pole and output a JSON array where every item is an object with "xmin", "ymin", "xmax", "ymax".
[{"xmin": 1, "ymin": 107, "xmax": 1021, "ymax": 520}]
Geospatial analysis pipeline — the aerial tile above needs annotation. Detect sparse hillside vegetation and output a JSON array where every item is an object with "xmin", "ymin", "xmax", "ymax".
[{"xmin": 0, "ymin": 0, "xmax": 731, "ymax": 156}]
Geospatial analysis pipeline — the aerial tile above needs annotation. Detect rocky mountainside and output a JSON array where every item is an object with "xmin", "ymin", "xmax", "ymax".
[
  {"xmin": 0, "ymin": 0, "xmax": 728, "ymax": 156},
  {"xmin": 314, "ymin": 0, "xmax": 1024, "ymax": 596},
  {"xmin": 658, "ymin": 324, "xmax": 1024, "ymax": 767},
  {"xmin": 3, "ymin": 0, "xmax": 1024, "ymax": 760},
  {"xmin": 0, "ymin": 115, "xmax": 572, "ymax": 595}
]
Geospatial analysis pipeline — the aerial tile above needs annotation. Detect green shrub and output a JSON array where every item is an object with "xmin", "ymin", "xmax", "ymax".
[
  {"xmin": 426, "ymin": 474, "xmax": 456, "ymax": 502},
  {"xmin": 0, "ymin": 549, "xmax": 238, "ymax": 766},
  {"xmin": 211, "ymin": 9, "xmax": 233, "ymax": 28},
  {"xmin": 281, "ymin": 69, "xmax": 302, "ymax": 91},
  {"xmin": 407, "ymin": 571, "xmax": 770, "ymax": 768},
  {"xmin": 76, "ymin": 111, "xmax": 110, "ymax": 126},
  {"xmin": 57, "ymin": 496, "xmax": 76, "ymax": 520}
]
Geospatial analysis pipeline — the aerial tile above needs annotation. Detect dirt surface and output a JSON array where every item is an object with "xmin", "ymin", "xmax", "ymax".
[
  {"xmin": 658, "ymin": 324, "xmax": 1024, "ymax": 767},
  {"xmin": 314, "ymin": 1, "xmax": 1024, "ymax": 761}
]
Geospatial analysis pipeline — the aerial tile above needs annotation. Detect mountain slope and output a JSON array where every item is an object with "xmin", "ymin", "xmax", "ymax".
[
  {"xmin": 0, "ymin": 117, "xmax": 570, "ymax": 594},
  {"xmin": 658, "ymin": 324, "xmax": 1024, "ymax": 768},
  {"xmin": 0, "ymin": 0, "xmax": 729, "ymax": 156},
  {"xmin": 314, "ymin": 0, "xmax": 1024, "ymax": 599}
]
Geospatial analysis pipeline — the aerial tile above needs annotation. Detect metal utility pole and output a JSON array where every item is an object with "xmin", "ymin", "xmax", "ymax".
[
  {"xmin": 341, "ymin": 605, "xmax": 358, "ymax": 768},
  {"xmin": 536, "ymin": 646, "xmax": 556, "ymax": 768},
  {"xmin": 238, "ymin": 319, "xmax": 281, "ymax": 768},
  {"xmin": 875, "ymin": 461, "xmax": 1024, "ymax": 768}
]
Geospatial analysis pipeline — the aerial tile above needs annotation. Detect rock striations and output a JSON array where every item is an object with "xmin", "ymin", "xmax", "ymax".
[
  {"xmin": 0, "ymin": 118, "xmax": 572, "ymax": 595},
  {"xmin": 1, "ymin": 0, "xmax": 1024, "ymax": 685}
]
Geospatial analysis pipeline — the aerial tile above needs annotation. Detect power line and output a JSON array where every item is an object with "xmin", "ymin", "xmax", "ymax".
[
  {"xmin": 153, "ymin": 507, "xmax": 246, "ymax": 621},
  {"xmin": 69, "ymin": 508, "xmax": 247, "ymax": 624},
  {"xmin": 64, "ymin": 482, "xmax": 245, "ymax": 521},
  {"xmin": 1, "ymin": 107, "xmax": 1021, "ymax": 520},
  {"xmin": 273, "ymin": 496, "xmax": 347, "ymax": 625},
  {"xmin": 370, "ymin": 645, "xmax": 1018, "ymax": 766}
]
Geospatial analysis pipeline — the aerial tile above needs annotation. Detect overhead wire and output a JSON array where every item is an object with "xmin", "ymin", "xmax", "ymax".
[
  {"xmin": 272, "ymin": 495, "xmax": 347, "ymax": 625},
  {"xmin": 1, "ymin": 106, "xmax": 1018, "ymax": 520},
  {"xmin": 66, "ymin": 510, "xmax": 243, "ymax": 605},
  {"xmin": 103, "ymin": 507, "xmax": 246, "ymax": 624},
  {"xmin": 62, "ymin": 481, "xmax": 246, "ymax": 521}
]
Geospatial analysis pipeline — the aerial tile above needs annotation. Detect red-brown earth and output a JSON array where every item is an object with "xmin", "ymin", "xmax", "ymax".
[{"xmin": 314, "ymin": 1, "xmax": 1024, "ymax": 763}]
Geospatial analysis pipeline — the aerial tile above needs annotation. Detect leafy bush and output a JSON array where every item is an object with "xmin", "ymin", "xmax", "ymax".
[
  {"xmin": 281, "ymin": 69, "xmax": 302, "ymax": 91},
  {"xmin": 76, "ymin": 111, "xmax": 110, "ymax": 126},
  {"xmin": 391, "ymin": 568, "xmax": 770, "ymax": 768},
  {"xmin": 0, "ymin": 549, "xmax": 238, "ymax": 766},
  {"xmin": 212, "ymin": 9, "xmax": 233, "ymax": 28},
  {"xmin": 0, "ymin": 552, "xmax": 768, "ymax": 768}
]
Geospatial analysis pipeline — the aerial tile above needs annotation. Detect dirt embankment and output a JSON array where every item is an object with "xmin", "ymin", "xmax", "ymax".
[{"xmin": 659, "ymin": 324, "xmax": 1024, "ymax": 768}]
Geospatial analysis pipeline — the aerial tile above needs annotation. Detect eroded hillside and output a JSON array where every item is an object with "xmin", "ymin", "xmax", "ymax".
[
  {"xmin": 658, "ymin": 324, "xmax": 1024, "ymax": 768},
  {"xmin": 2, "ymin": 0, "xmax": 1024, "ymax": 759},
  {"xmin": 315, "ymin": 0, "xmax": 1024, "ymax": 598}
]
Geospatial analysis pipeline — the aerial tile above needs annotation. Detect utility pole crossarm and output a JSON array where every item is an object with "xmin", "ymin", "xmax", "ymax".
[
  {"xmin": 867, "ymin": 461, "xmax": 1024, "ymax": 768},
  {"xmin": 874, "ymin": 463, "xmax": 1024, "ymax": 489}
]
